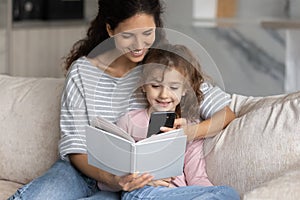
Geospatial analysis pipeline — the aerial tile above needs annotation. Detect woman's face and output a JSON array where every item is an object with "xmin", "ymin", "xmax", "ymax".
[
  {"xmin": 143, "ymin": 66, "xmax": 186, "ymax": 113},
  {"xmin": 107, "ymin": 13, "xmax": 156, "ymax": 63}
]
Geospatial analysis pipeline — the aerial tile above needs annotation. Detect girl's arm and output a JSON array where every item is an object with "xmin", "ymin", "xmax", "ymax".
[{"xmin": 69, "ymin": 153, "xmax": 153, "ymax": 191}]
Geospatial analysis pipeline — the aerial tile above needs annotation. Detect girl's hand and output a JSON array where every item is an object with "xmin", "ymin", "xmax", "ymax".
[
  {"xmin": 160, "ymin": 118, "xmax": 198, "ymax": 142},
  {"xmin": 160, "ymin": 118, "xmax": 187, "ymax": 132},
  {"xmin": 116, "ymin": 173, "xmax": 154, "ymax": 191},
  {"xmin": 147, "ymin": 177, "xmax": 174, "ymax": 187}
]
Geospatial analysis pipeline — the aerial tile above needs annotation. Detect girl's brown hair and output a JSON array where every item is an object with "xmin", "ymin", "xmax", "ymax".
[{"xmin": 143, "ymin": 44, "xmax": 206, "ymax": 121}]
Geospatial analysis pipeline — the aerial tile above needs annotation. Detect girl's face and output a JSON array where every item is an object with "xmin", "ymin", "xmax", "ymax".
[
  {"xmin": 107, "ymin": 13, "xmax": 156, "ymax": 63},
  {"xmin": 143, "ymin": 67, "xmax": 186, "ymax": 113}
]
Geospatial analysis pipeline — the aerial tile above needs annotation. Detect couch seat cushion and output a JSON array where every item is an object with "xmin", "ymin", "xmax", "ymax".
[
  {"xmin": 243, "ymin": 167, "xmax": 300, "ymax": 200},
  {"xmin": 0, "ymin": 180, "xmax": 23, "ymax": 200}
]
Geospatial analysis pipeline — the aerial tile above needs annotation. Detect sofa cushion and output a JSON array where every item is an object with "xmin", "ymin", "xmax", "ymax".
[
  {"xmin": 204, "ymin": 91, "xmax": 300, "ymax": 195},
  {"xmin": 0, "ymin": 180, "xmax": 23, "ymax": 200},
  {"xmin": 0, "ymin": 75, "xmax": 64, "ymax": 184},
  {"xmin": 243, "ymin": 167, "xmax": 300, "ymax": 200}
]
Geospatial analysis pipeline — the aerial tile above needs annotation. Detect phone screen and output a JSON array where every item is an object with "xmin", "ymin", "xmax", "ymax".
[{"xmin": 147, "ymin": 111, "xmax": 176, "ymax": 137}]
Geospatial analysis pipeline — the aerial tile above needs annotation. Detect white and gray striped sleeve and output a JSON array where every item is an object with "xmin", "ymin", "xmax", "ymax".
[
  {"xmin": 59, "ymin": 73, "xmax": 88, "ymax": 160},
  {"xmin": 199, "ymin": 82, "xmax": 231, "ymax": 119}
]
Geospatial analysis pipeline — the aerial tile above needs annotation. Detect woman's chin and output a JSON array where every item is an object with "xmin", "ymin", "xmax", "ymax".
[{"xmin": 125, "ymin": 53, "xmax": 145, "ymax": 63}]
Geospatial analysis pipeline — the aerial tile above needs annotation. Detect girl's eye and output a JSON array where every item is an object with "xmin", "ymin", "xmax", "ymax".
[
  {"xmin": 151, "ymin": 84, "xmax": 160, "ymax": 88},
  {"xmin": 170, "ymin": 87, "xmax": 179, "ymax": 90}
]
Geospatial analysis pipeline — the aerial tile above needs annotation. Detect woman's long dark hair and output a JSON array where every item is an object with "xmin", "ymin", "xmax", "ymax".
[{"xmin": 64, "ymin": 0, "xmax": 165, "ymax": 74}]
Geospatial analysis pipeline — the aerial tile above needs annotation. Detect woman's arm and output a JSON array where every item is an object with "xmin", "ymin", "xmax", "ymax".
[
  {"xmin": 163, "ymin": 106, "xmax": 236, "ymax": 141},
  {"xmin": 69, "ymin": 153, "xmax": 153, "ymax": 191},
  {"xmin": 192, "ymin": 105, "xmax": 236, "ymax": 139}
]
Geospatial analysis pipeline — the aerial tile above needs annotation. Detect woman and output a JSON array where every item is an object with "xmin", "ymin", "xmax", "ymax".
[{"xmin": 9, "ymin": 0, "xmax": 237, "ymax": 199}]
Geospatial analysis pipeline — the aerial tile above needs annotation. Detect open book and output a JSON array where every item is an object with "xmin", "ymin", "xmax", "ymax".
[{"xmin": 86, "ymin": 116, "xmax": 187, "ymax": 180}]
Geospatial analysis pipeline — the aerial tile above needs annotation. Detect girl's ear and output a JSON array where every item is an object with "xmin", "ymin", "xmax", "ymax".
[{"xmin": 106, "ymin": 24, "xmax": 113, "ymax": 37}]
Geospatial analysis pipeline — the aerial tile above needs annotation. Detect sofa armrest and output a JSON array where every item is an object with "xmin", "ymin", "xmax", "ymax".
[
  {"xmin": 204, "ymin": 91, "xmax": 300, "ymax": 195},
  {"xmin": 0, "ymin": 75, "xmax": 64, "ymax": 184},
  {"xmin": 243, "ymin": 167, "xmax": 300, "ymax": 200}
]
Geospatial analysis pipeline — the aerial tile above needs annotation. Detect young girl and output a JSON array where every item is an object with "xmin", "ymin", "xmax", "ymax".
[
  {"xmin": 116, "ymin": 44, "xmax": 239, "ymax": 199},
  {"xmin": 9, "ymin": 0, "xmax": 236, "ymax": 199}
]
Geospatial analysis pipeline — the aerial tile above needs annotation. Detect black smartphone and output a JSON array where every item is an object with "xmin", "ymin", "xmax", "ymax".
[{"xmin": 147, "ymin": 111, "xmax": 176, "ymax": 137}]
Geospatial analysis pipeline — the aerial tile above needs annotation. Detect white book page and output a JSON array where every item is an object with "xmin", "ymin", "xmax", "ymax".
[
  {"xmin": 92, "ymin": 116, "xmax": 135, "ymax": 143},
  {"xmin": 138, "ymin": 128, "xmax": 184, "ymax": 144}
]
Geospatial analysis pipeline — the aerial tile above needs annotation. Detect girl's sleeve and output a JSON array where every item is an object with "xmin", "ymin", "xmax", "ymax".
[
  {"xmin": 199, "ymin": 82, "xmax": 231, "ymax": 119},
  {"xmin": 116, "ymin": 113, "xmax": 129, "ymax": 132},
  {"xmin": 59, "ymin": 69, "xmax": 88, "ymax": 160}
]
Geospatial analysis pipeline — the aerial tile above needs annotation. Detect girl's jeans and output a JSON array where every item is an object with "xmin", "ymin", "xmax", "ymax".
[
  {"xmin": 8, "ymin": 159, "xmax": 120, "ymax": 200},
  {"xmin": 122, "ymin": 185, "xmax": 240, "ymax": 200},
  {"xmin": 8, "ymin": 159, "xmax": 240, "ymax": 200}
]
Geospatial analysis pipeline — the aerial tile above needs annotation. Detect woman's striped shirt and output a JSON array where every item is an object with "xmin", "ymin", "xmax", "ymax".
[{"xmin": 59, "ymin": 57, "xmax": 231, "ymax": 160}]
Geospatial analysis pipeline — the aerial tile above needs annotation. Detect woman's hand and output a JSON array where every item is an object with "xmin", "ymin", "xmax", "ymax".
[
  {"xmin": 147, "ymin": 177, "xmax": 174, "ymax": 187},
  {"xmin": 115, "ymin": 173, "xmax": 154, "ymax": 192}
]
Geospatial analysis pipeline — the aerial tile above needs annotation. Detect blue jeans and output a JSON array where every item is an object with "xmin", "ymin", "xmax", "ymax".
[
  {"xmin": 122, "ymin": 185, "xmax": 240, "ymax": 200},
  {"xmin": 8, "ymin": 159, "xmax": 120, "ymax": 200}
]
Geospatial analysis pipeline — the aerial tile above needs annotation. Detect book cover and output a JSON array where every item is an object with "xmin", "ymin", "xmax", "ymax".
[{"xmin": 86, "ymin": 116, "xmax": 187, "ymax": 180}]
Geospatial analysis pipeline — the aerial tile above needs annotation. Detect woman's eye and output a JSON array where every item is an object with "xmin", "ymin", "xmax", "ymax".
[
  {"xmin": 170, "ymin": 87, "xmax": 179, "ymax": 90},
  {"xmin": 121, "ymin": 34, "xmax": 132, "ymax": 39},
  {"xmin": 143, "ymin": 31, "xmax": 153, "ymax": 36}
]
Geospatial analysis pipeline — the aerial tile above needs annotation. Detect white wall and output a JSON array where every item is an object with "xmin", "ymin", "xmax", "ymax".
[
  {"xmin": 285, "ymin": 30, "xmax": 300, "ymax": 93},
  {"xmin": 163, "ymin": 0, "xmax": 295, "ymax": 96}
]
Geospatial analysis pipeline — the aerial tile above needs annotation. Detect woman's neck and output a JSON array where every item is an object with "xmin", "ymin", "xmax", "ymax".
[
  {"xmin": 108, "ymin": 56, "xmax": 137, "ymax": 78},
  {"xmin": 90, "ymin": 49, "xmax": 137, "ymax": 78}
]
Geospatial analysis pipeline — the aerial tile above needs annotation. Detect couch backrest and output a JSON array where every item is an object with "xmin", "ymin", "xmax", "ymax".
[{"xmin": 0, "ymin": 75, "xmax": 65, "ymax": 184}]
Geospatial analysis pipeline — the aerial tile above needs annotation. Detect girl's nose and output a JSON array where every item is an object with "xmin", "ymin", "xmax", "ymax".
[{"xmin": 159, "ymin": 87, "xmax": 169, "ymax": 98}]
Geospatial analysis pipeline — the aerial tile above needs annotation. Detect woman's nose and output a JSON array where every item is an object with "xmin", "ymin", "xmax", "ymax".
[{"xmin": 133, "ymin": 36, "xmax": 143, "ymax": 49}]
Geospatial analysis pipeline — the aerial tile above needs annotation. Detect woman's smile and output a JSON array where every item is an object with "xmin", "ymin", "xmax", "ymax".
[{"xmin": 129, "ymin": 48, "xmax": 146, "ymax": 57}]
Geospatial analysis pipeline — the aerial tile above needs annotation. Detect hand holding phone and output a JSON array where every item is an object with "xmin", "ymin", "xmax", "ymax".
[{"xmin": 147, "ymin": 111, "xmax": 176, "ymax": 137}]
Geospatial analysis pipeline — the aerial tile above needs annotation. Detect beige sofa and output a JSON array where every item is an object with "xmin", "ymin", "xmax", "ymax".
[{"xmin": 0, "ymin": 74, "xmax": 299, "ymax": 200}]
